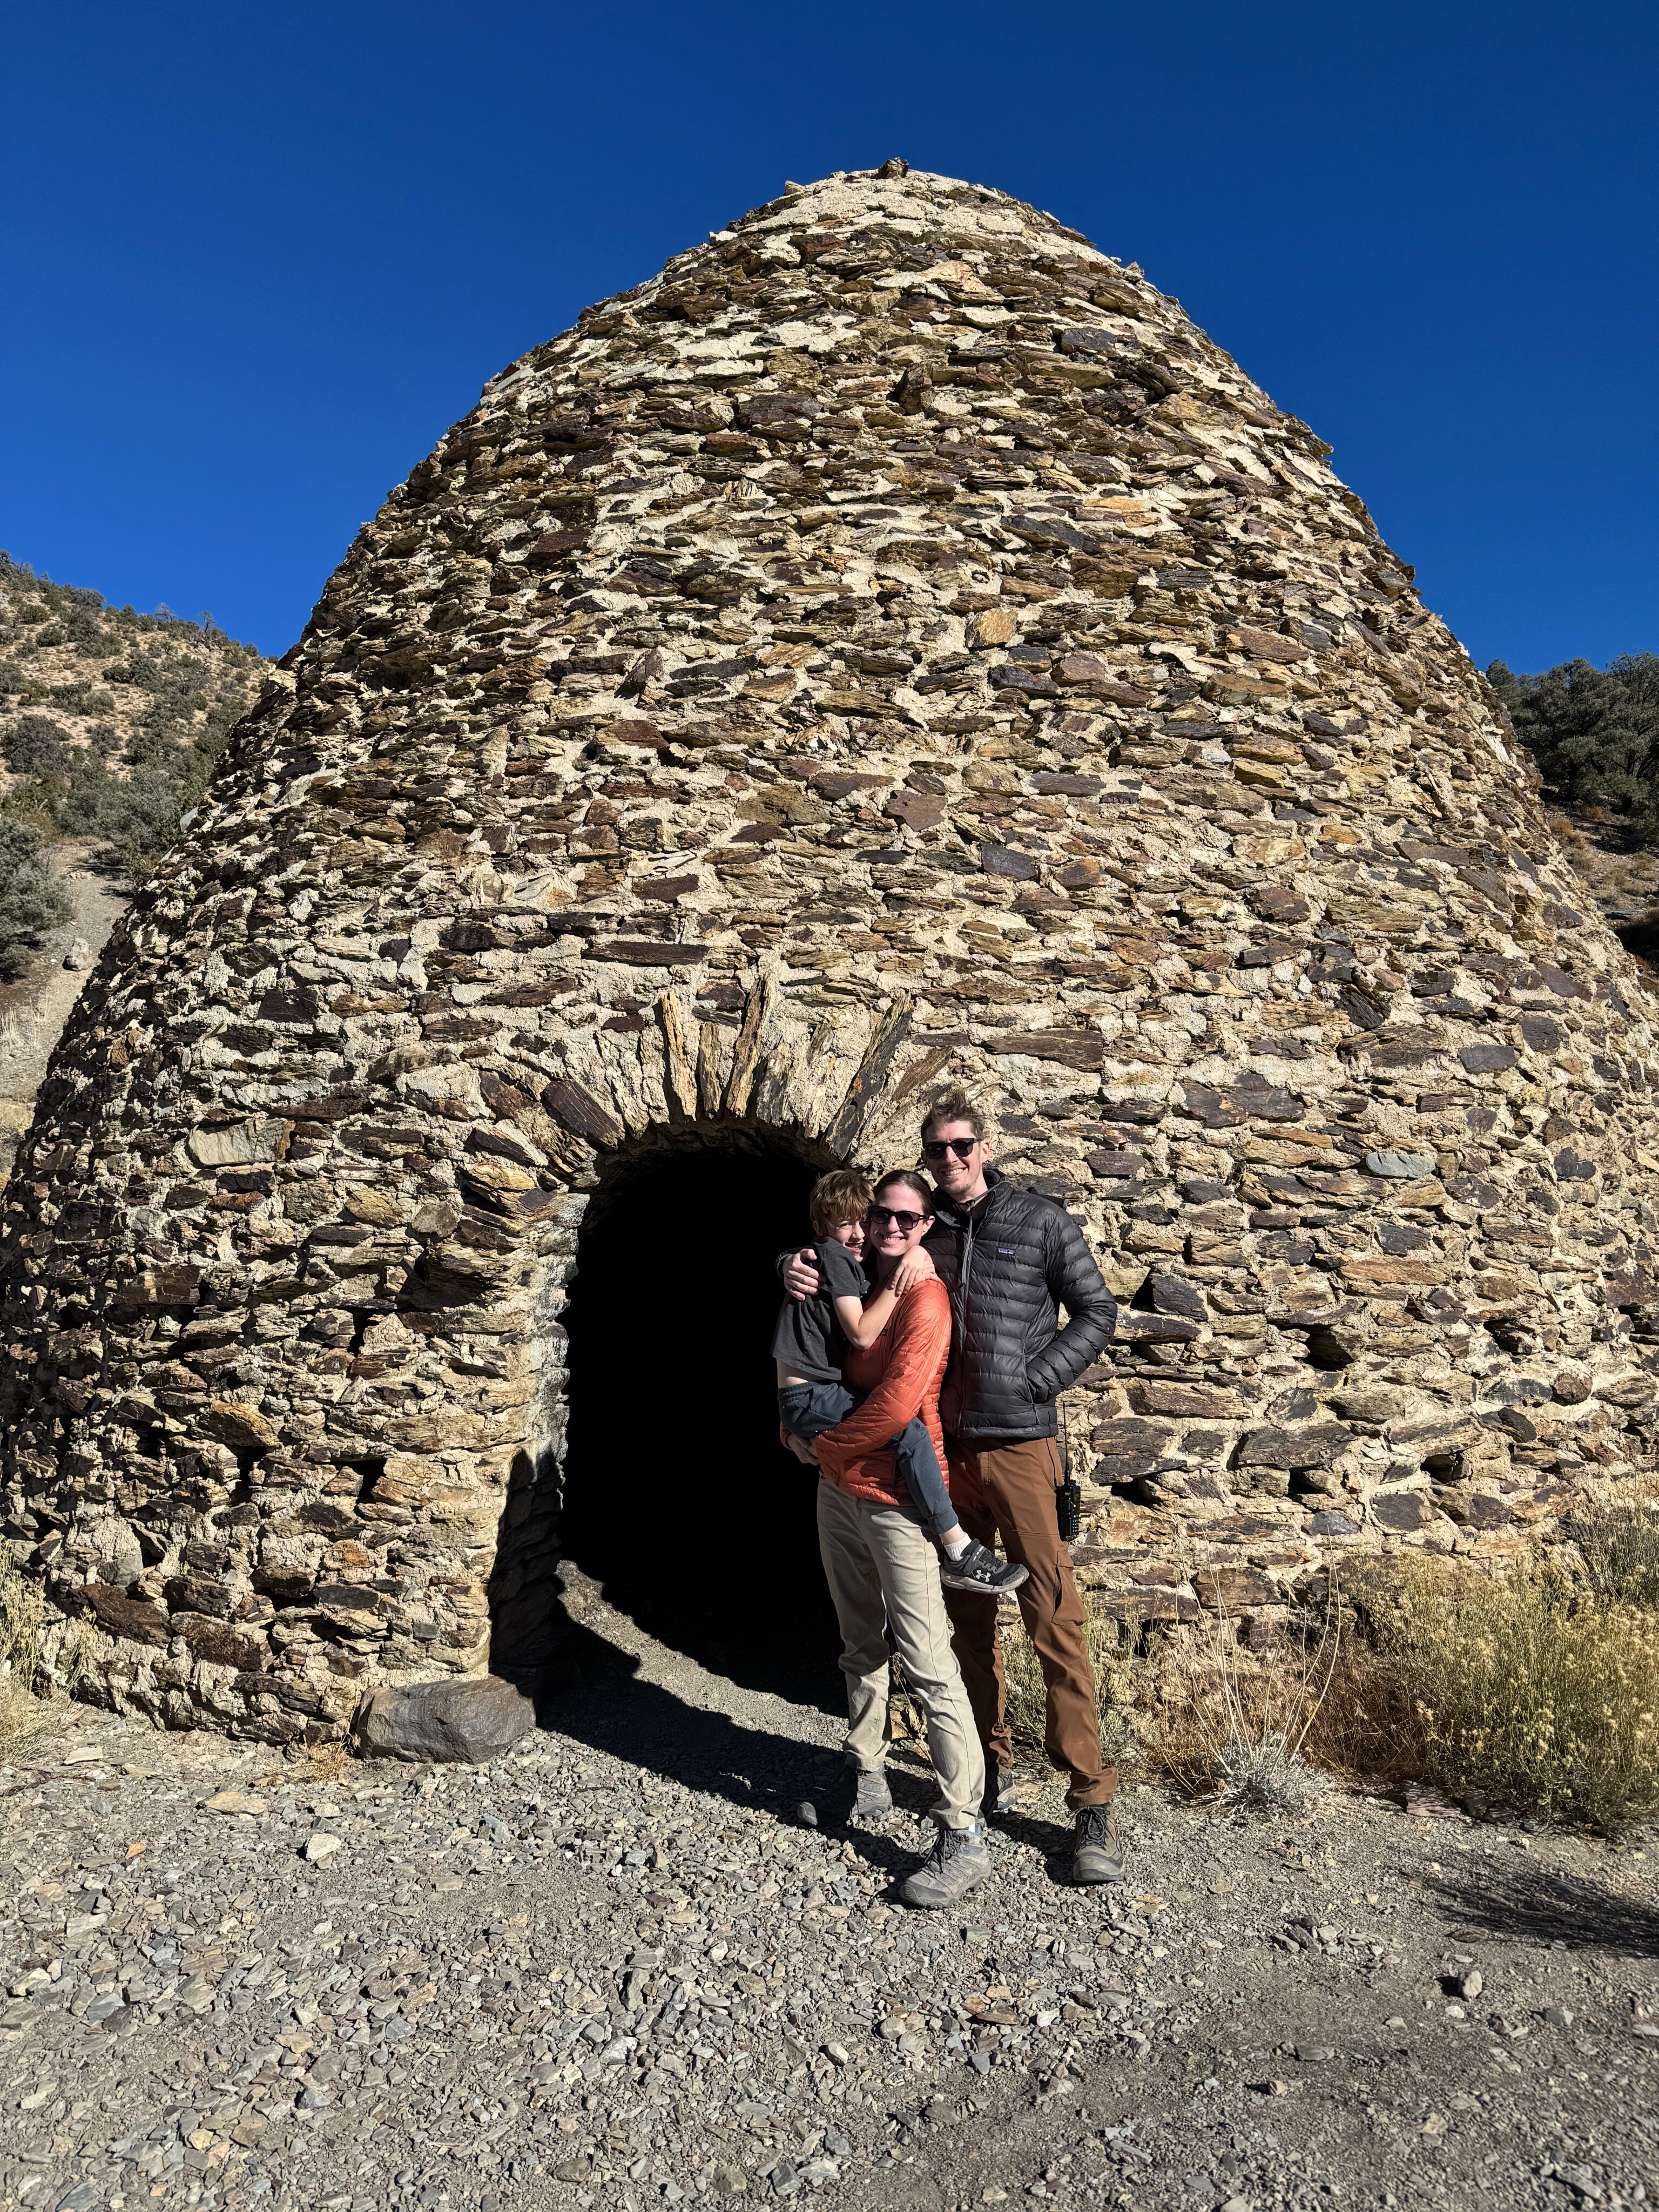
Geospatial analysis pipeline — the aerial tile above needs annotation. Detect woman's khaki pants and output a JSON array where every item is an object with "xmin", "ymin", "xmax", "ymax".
[{"xmin": 815, "ymin": 1479, "xmax": 984, "ymax": 1831}]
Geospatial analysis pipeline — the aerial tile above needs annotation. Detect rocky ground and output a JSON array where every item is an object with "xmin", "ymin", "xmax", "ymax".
[{"xmin": 2, "ymin": 1581, "xmax": 1655, "ymax": 2212}]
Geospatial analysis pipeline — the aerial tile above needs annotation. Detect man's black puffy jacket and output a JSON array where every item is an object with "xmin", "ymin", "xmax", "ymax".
[{"xmin": 925, "ymin": 1170, "xmax": 1117, "ymax": 1445}]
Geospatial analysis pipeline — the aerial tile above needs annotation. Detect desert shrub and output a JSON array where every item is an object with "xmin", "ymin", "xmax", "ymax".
[
  {"xmin": 0, "ymin": 814, "xmax": 72, "ymax": 979},
  {"xmin": 50, "ymin": 747, "xmax": 115, "ymax": 836},
  {"xmin": 1570, "ymin": 1488, "xmax": 1659, "ymax": 1607},
  {"xmin": 95, "ymin": 767, "xmax": 197, "ymax": 876},
  {"xmin": 0, "ymin": 1550, "xmax": 93, "ymax": 1757},
  {"xmin": 126, "ymin": 711, "xmax": 188, "ymax": 770},
  {"xmin": 3, "ymin": 711, "xmax": 70, "ymax": 777},
  {"xmin": 1142, "ymin": 1590, "xmax": 1339, "ymax": 1818},
  {"xmin": 1366, "ymin": 1560, "xmax": 1659, "ymax": 1834},
  {"xmin": 0, "ymin": 1549, "xmax": 52, "ymax": 1757}
]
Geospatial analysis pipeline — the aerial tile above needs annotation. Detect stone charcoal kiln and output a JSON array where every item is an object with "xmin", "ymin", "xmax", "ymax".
[{"xmin": 5, "ymin": 163, "xmax": 1659, "ymax": 1744}]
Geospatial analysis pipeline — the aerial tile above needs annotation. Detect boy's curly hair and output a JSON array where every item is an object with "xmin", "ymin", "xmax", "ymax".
[{"xmin": 810, "ymin": 1168, "xmax": 873, "ymax": 1235}]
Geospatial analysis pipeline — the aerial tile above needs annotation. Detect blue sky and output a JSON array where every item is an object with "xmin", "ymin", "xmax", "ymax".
[{"xmin": 6, "ymin": 1, "xmax": 1654, "ymax": 670}]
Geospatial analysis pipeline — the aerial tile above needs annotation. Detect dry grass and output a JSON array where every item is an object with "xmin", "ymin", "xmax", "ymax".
[
  {"xmin": 1141, "ymin": 1587, "xmax": 1340, "ymax": 1818},
  {"xmin": 1359, "ymin": 1560, "xmax": 1659, "ymax": 1835},
  {"xmin": 1571, "ymin": 1487, "xmax": 1659, "ymax": 1608},
  {"xmin": 970, "ymin": 1509, "xmax": 1659, "ymax": 1838},
  {"xmin": 0, "ymin": 1548, "xmax": 55, "ymax": 1758},
  {"xmin": 999, "ymin": 1604, "xmax": 1141, "ymax": 1771},
  {"xmin": 1299, "ymin": 1547, "xmax": 1659, "ymax": 1835},
  {"xmin": 997, "ymin": 1591, "xmax": 1337, "ymax": 1812},
  {"xmin": 0, "ymin": 1550, "xmax": 95, "ymax": 1759}
]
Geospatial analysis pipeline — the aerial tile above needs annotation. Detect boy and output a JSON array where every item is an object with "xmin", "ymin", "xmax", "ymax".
[{"xmin": 773, "ymin": 1169, "xmax": 1027, "ymax": 1598}]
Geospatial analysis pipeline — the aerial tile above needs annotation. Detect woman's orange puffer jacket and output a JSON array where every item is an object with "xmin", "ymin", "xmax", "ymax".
[{"xmin": 813, "ymin": 1277, "xmax": 952, "ymax": 1509}]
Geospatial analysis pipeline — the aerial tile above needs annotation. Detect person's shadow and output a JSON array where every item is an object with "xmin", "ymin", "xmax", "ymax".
[
  {"xmin": 493, "ymin": 1564, "xmax": 807, "ymax": 1814},
  {"xmin": 491, "ymin": 1529, "xmax": 961, "ymax": 1892},
  {"xmin": 994, "ymin": 1803, "xmax": 1085, "ymax": 1885},
  {"xmin": 487, "ymin": 1447, "xmax": 1042, "ymax": 1894}
]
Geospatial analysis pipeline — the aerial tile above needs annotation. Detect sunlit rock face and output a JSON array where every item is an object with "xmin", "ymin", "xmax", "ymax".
[{"xmin": 5, "ymin": 161, "xmax": 1657, "ymax": 1741}]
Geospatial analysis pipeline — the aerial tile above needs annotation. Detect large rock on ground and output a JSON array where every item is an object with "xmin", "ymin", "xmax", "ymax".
[
  {"xmin": 4, "ymin": 162, "xmax": 1659, "ymax": 1738},
  {"xmin": 354, "ymin": 1675, "xmax": 537, "ymax": 1763}
]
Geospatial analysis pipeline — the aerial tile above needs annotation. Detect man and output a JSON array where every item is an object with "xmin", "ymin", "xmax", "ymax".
[{"xmin": 784, "ymin": 1089, "xmax": 1122, "ymax": 1883}]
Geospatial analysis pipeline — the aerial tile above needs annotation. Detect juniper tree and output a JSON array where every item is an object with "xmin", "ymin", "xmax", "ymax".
[
  {"xmin": 1491, "ymin": 654, "xmax": 1659, "ymax": 840},
  {"xmin": 0, "ymin": 815, "xmax": 72, "ymax": 981}
]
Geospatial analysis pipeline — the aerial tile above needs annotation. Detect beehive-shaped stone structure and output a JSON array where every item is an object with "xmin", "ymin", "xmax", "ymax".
[{"xmin": 6, "ymin": 163, "xmax": 1659, "ymax": 1743}]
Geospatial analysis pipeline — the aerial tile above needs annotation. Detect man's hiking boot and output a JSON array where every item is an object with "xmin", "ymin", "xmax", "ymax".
[
  {"xmin": 1073, "ymin": 1802, "xmax": 1125, "ymax": 1885},
  {"xmin": 983, "ymin": 1768, "xmax": 1020, "ymax": 1820},
  {"xmin": 899, "ymin": 1819, "xmax": 992, "ymax": 1908},
  {"xmin": 939, "ymin": 1539, "xmax": 1029, "ymax": 1597}
]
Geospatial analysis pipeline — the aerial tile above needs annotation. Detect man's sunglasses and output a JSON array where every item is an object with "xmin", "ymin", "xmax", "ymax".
[
  {"xmin": 922, "ymin": 1137, "xmax": 978, "ymax": 1161},
  {"xmin": 868, "ymin": 1204, "xmax": 927, "ymax": 1231}
]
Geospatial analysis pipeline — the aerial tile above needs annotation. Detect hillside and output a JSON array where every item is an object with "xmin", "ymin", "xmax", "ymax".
[
  {"xmin": 0, "ymin": 551, "xmax": 273, "ymax": 866},
  {"xmin": 0, "ymin": 556, "xmax": 278, "ymax": 1188}
]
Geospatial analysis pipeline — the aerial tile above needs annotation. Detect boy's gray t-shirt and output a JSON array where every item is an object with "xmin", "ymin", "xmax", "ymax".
[{"xmin": 771, "ymin": 1237, "xmax": 869, "ymax": 1383}]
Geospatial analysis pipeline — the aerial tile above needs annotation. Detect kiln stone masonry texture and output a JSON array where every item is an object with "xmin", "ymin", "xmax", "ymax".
[{"xmin": 4, "ymin": 163, "xmax": 1658, "ymax": 1742}]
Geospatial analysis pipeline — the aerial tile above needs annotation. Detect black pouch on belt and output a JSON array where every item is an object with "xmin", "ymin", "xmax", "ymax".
[{"xmin": 1056, "ymin": 1432, "xmax": 1082, "ymax": 1542}]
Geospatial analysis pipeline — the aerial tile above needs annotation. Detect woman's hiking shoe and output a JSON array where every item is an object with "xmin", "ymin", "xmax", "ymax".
[
  {"xmin": 983, "ymin": 1768, "xmax": 1020, "ymax": 1820},
  {"xmin": 939, "ymin": 1540, "xmax": 1029, "ymax": 1596},
  {"xmin": 851, "ymin": 1768, "xmax": 893, "ymax": 1821},
  {"xmin": 797, "ymin": 1767, "xmax": 892, "ymax": 1828},
  {"xmin": 1073, "ymin": 1803, "xmax": 1125, "ymax": 1885},
  {"xmin": 900, "ymin": 1819, "xmax": 992, "ymax": 1908}
]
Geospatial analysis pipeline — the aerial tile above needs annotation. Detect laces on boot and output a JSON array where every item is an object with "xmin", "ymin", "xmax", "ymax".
[{"xmin": 1077, "ymin": 1803, "xmax": 1118, "ymax": 1846}]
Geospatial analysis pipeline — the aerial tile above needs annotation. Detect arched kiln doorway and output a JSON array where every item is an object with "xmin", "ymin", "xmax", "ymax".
[{"xmin": 559, "ymin": 1127, "xmax": 844, "ymax": 1694}]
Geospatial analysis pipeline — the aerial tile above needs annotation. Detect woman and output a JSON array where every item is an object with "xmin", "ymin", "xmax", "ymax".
[{"xmin": 799, "ymin": 1169, "xmax": 990, "ymax": 1910}]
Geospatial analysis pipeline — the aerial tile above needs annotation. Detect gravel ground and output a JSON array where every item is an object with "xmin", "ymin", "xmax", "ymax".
[{"xmin": 3, "ymin": 1583, "xmax": 1656, "ymax": 2212}]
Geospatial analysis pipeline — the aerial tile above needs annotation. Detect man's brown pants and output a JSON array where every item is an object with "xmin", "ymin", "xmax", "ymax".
[{"xmin": 942, "ymin": 1437, "xmax": 1116, "ymax": 1810}]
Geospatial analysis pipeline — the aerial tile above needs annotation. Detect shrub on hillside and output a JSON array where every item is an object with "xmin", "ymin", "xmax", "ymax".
[
  {"xmin": 52, "ymin": 748, "xmax": 116, "ymax": 836},
  {"xmin": 0, "ymin": 814, "xmax": 72, "ymax": 980},
  {"xmin": 3, "ymin": 712, "xmax": 71, "ymax": 777},
  {"xmin": 95, "ymin": 768, "xmax": 199, "ymax": 876},
  {"xmin": 1491, "ymin": 653, "xmax": 1659, "ymax": 839}
]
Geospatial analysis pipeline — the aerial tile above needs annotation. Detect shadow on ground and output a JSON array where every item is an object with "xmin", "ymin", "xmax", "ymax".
[{"xmin": 1428, "ymin": 1859, "xmax": 1659, "ymax": 1956}]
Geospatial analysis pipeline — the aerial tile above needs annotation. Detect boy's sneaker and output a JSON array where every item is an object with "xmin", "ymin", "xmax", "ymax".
[
  {"xmin": 939, "ymin": 1539, "xmax": 1029, "ymax": 1596},
  {"xmin": 1073, "ymin": 1803, "xmax": 1126, "ymax": 1885},
  {"xmin": 899, "ymin": 1819, "xmax": 992, "ymax": 1908}
]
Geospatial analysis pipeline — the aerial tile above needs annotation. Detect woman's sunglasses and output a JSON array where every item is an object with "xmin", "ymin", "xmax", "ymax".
[
  {"xmin": 921, "ymin": 1137, "xmax": 977, "ymax": 1161},
  {"xmin": 868, "ymin": 1204, "xmax": 927, "ymax": 1231}
]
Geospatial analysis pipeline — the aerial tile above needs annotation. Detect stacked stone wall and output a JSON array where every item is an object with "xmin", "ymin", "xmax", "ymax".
[{"xmin": 4, "ymin": 164, "xmax": 1658, "ymax": 1741}]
